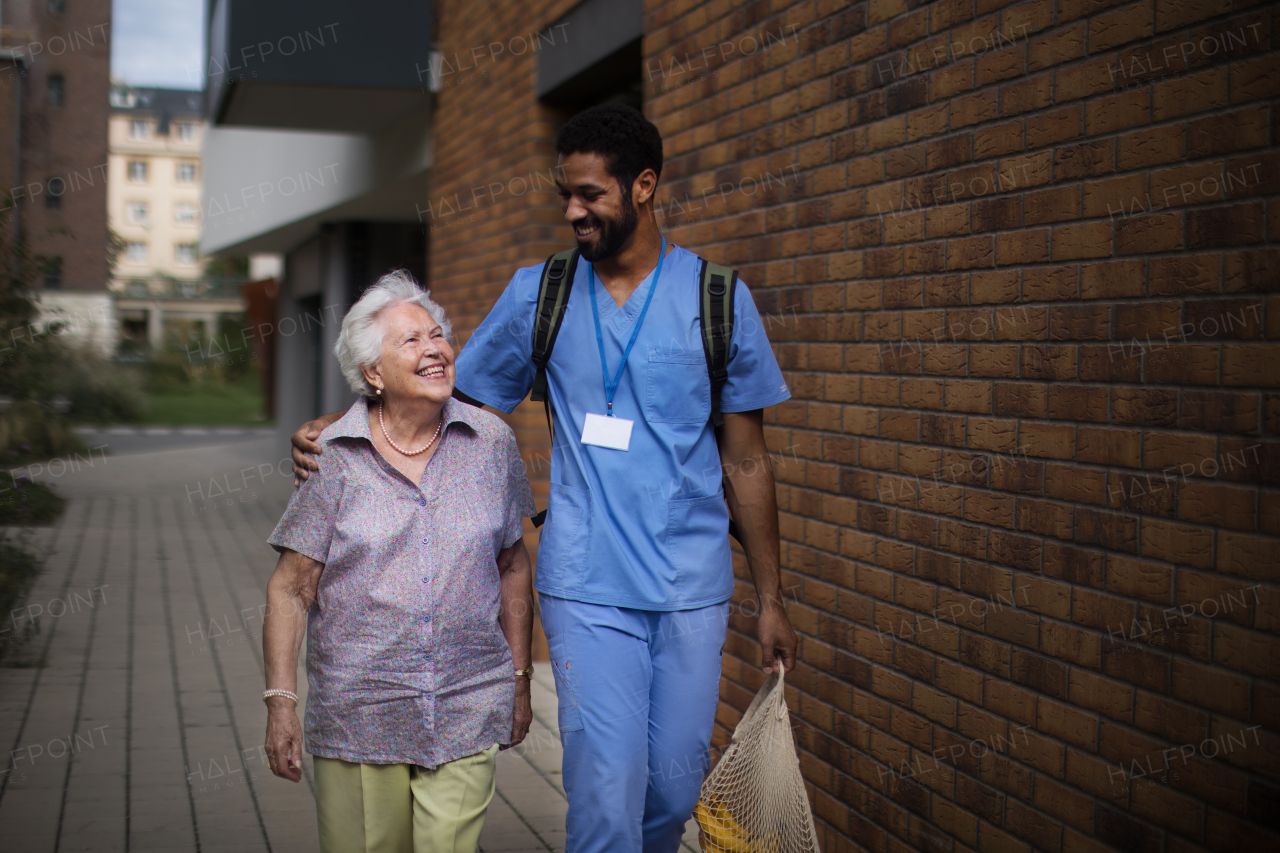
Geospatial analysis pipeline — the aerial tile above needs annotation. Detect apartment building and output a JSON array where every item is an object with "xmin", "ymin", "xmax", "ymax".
[
  {"xmin": 201, "ymin": 1, "xmax": 1280, "ymax": 849},
  {"xmin": 108, "ymin": 84, "xmax": 243, "ymax": 348},
  {"xmin": 0, "ymin": 0, "xmax": 114, "ymax": 351}
]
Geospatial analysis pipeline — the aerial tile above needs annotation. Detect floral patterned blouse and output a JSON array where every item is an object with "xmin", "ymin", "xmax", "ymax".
[{"xmin": 269, "ymin": 396, "xmax": 535, "ymax": 767}]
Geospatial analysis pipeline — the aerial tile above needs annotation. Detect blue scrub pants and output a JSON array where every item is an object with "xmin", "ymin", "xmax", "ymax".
[{"xmin": 539, "ymin": 594, "xmax": 730, "ymax": 853}]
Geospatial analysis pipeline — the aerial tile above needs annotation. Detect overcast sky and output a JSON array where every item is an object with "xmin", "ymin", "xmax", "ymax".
[{"xmin": 111, "ymin": 0, "xmax": 205, "ymax": 90}]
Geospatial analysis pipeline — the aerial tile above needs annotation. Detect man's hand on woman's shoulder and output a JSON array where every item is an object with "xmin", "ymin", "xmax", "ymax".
[{"xmin": 291, "ymin": 412, "xmax": 342, "ymax": 485}]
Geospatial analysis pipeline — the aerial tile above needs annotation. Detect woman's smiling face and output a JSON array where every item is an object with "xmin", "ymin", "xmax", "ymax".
[{"xmin": 362, "ymin": 302, "xmax": 455, "ymax": 405}]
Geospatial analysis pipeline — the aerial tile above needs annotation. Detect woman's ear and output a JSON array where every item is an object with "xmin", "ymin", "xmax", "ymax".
[{"xmin": 361, "ymin": 363, "xmax": 383, "ymax": 394}]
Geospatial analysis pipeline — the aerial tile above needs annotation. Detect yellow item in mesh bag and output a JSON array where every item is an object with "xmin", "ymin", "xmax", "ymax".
[
  {"xmin": 695, "ymin": 666, "xmax": 820, "ymax": 853},
  {"xmin": 695, "ymin": 796, "xmax": 756, "ymax": 852}
]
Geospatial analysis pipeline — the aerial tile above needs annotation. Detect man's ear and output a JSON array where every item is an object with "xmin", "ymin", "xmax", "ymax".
[{"xmin": 631, "ymin": 168, "xmax": 659, "ymax": 206}]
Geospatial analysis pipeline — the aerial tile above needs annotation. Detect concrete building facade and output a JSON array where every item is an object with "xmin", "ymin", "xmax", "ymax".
[
  {"xmin": 107, "ymin": 85, "xmax": 246, "ymax": 349},
  {"xmin": 200, "ymin": 1, "xmax": 434, "ymax": 426}
]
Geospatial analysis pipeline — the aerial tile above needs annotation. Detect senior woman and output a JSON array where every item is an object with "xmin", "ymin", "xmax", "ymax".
[{"xmin": 261, "ymin": 270, "xmax": 536, "ymax": 853}]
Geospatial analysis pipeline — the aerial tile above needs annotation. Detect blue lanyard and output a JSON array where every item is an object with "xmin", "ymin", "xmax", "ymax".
[{"xmin": 587, "ymin": 234, "xmax": 666, "ymax": 416}]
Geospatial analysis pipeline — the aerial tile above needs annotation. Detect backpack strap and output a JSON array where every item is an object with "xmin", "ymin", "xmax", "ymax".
[
  {"xmin": 698, "ymin": 258, "xmax": 737, "ymax": 429},
  {"xmin": 529, "ymin": 248, "xmax": 579, "ymax": 528},
  {"xmin": 698, "ymin": 258, "xmax": 742, "ymax": 545}
]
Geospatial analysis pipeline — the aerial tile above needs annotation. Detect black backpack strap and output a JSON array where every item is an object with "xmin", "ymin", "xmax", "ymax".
[
  {"xmin": 698, "ymin": 258, "xmax": 737, "ymax": 429},
  {"xmin": 698, "ymin": 257, "xmax": 741, "ymax": 544},
  {"xmin": 529, "ymin": 248, "xmax": 579, "ymax": 528}
]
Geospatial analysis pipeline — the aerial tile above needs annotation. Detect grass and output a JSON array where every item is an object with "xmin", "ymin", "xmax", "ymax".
[{"xmin": 140, "ymin": 375, "xmax": 270, "ymax": 427}]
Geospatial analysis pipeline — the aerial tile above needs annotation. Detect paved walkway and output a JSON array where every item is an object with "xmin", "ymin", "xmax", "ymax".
[{"xmin": 0, "ymin": 435, "xmax": 703, "ymax": 852}]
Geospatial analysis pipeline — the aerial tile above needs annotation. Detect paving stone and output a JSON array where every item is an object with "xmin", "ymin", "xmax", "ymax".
[{"xmin": 0, "ymin": 437, "xmax": 716, "ymax": 852}]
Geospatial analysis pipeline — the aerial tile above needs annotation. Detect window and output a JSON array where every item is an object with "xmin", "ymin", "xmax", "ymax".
[
  {"xmin": 45, "ymin": 176, "xmax": 65, "ymax": 208},
  {"xmin": 126, "ymin": 201, "xmax": 149, "ymax": 225},
  {"xmin": 175, "ymin": 163, "xmax": 197, "ymax": 184},
  {"xmin": 125, "ymin": 242, "xmax": 147, "ymax": 264},
  {"xmin": 48, "ymin": 0, "xmax": 66, "ymax": 13},
  {"xmin": 109, "ymin": 87, "xmax": 137, "ymax": 108},
  {"xmin": 128, "ymin": 161, "xmax": 148, "ymax": 182},
  {"xmin": 176, "ymin": 123, "xmax": 197, "ymax": 142},
  {"xmin": 129, "ymin": 120, "xmax": 149, "ymax": 139},
  {"xmin": 175, "ymin": 243, "xmax": 198, "ymax": 265},
  {"xmin": 174, "ymin": 203, "xmax": 198, "ymax": 224},
  {"xmin": 44, "ymin": 257, "xmax": 63, "ymax": 288},
  {"xmin": 47, "ymin": 74, "xmax": 64, "ymax": 106}
]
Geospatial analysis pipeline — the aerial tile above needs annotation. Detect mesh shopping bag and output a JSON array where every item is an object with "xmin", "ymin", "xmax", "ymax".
[{"xmin": 695, "ymin": 666, "xmax": 820, "ymax": 853}]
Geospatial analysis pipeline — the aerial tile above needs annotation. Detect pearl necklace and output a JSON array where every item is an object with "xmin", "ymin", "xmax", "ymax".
[{"xmin": 379, "ymin": 402, "xmax": 443, "ymax": 456}]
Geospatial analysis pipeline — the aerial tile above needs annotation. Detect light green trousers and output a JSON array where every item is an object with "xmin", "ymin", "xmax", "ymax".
[{"xmin": 313, "ymin": 744, "xmax": 499, "ymax": 853}]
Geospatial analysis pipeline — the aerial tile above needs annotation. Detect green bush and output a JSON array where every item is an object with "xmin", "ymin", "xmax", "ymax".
[
  {"xmin": 0, "ymin": 539, "xmax": 42, "ymax": 653},
  {"xmin": 55, "ymin": 347, "xmax": 147, "ymax": 424},
  {"xmin": 0, "ymin": 401, "xmax": 84, "ymax": 466},
  {"xmin": 142, "ymin": 349, "xmax": 195, "ymax": 394},
  {"xmin": 0, "ymin": 482, "xmax": 62, "ymax": 663},
  {"xmin": 0, "ymin": 479, "xmax": 65, "ymax": 525},
  {"xmin": 0, "ymin": 210, "xmax": 144, "ymax": 449}
]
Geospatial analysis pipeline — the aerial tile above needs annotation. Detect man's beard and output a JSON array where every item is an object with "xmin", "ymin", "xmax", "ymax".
[{"xmin": 574, "ymin": 199, "xmax": 639, "ymax": 262}]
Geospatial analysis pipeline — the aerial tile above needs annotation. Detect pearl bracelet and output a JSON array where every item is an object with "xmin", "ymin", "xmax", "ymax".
[{"xmin": 263, "ymin": 689, "xmax": 299, "ymax": 704}]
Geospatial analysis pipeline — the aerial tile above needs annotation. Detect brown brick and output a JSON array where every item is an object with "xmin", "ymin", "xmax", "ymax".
[
  {"xmin": 1156, "ymin": 0, "xmax": 1225, "ymax": 31},
  {"xmin": 1117, "ymin": 124, "xmax": 1185, "ymax": 170},
  {"xmin": 1070, "ymin": 669, "xmax": 1134, "ymax": 721},
  {"xmin": 1029, "ymin": 22, "xmax": 1085, "ymax": 71},
  {"xmin": 1181, "ymin": 390, "xmax": 1260, "ymax": 433},
  {"xmin": 1083, "ymin": 173, "xmax": 1148, "ymax": 218},
  {"xmin": 1037, "ymin": 696, "xmax": 1099, "ymax": 749},
  {"xmin": 1188, "ymin": 106, "xmax": 1269, "ymax": 157},
  {"xmin": 1081, "ymin": 259, "xmax": 1144, "ymax": 299},
  {"xmin": 1116, "ymin": 210, "xmax": 1184, "ymax": 254},
  {"xmin": 1141, "ymin": 519, "xmax": 1213, "ymax": 569},
  {"xmin": 1187, "ymin": 202, "xmax": 1266, "ymax": 249},
  {"xmin": 1052, "ymin": 221, "xmax": 1112, "ymax": 260},
  {"xmin": 1056, "ymin": 139, "xmax": 1115, "ymax": 179},
  {"xmin": 1153, "ymin": 67, "xmax": 1228, "ymax": 120},
  {"xmin": 1027, "ymin": 104, "xmax": 1082, "ymax": 149},
  {"xmin": 1105, "ymin": 555, "xmax": 1173, "ymax": 604},
  {"xmin": 1150, "ymin": 253, "xmax": 1221, "ymax": 296},
  {"xmin": 1023, "ymin": 184, "xmax": 1081, "ymax": 225},
  {"xmin": 1086, "ymin": 88, "xmax": 1150, "ymax": 135},
  {"xmin": 1178, "ymin": 482, "xmax": 1258, "ymax": 531}
]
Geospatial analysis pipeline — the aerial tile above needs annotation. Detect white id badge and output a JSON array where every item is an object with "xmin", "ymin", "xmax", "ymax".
[{"xmin": 580, "ymin": 412, "xmax": 633, "ymax": 451}]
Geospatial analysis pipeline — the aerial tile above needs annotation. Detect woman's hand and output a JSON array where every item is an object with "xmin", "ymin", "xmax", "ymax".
[
  {"xmin": 262, "ymin": 549, "xmax": 321, "ymax": 782},
  {"xmin": 507, "ymin": 678, "xmax": 533, "ymax": 748},
  {"xmin": 264, "ymin": 697, "xmax": 304, "ymax": 782},
  {"xmin": 496, "ymin": 539, "xmax": 534, "ymax": 749}
]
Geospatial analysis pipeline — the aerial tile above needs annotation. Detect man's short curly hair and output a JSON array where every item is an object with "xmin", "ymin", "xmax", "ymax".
[{"xmin": 555, "ymin": 103, "xmax": 663, "ymax": 199}]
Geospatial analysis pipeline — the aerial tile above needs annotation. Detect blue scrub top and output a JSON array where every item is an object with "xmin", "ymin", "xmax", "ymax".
[{"xmin": 454, "ymin": 244, "xmax": 791, "ymax": 611}]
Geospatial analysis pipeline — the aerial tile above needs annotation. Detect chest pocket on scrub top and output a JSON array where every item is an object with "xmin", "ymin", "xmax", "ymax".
[{"xmin": 645, "ymin": 351, "xmax": 710, "ymax": 424}]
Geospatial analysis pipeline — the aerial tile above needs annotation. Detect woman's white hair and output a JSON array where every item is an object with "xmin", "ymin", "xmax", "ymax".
[{"xmin": 334, "ymin": 269, "xmax": 453, "ymax": 397}]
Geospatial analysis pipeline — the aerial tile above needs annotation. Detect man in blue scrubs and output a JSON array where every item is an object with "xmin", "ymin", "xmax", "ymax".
[{"xmin": 292, "ymin": 104, "xmax": 797, "ymax": 853}]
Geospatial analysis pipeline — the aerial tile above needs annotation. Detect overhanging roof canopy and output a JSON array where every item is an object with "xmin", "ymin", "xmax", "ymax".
[{"xmin": 206, "ymin": 0, "xmax": 432, "ymax": 132}]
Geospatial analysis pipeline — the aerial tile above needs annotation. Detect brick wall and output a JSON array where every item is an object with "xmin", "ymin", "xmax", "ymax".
[
  {"xmin": 14, "ymin": 0, "xmax": 112, "ymax": 292},
  {"xmin": 431, "ymin": 0, "xmax": 1280, "ymax": 849},
  {"xmin": 427, "ymin": 0, "xmax": 584, "ymax": 660}
]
